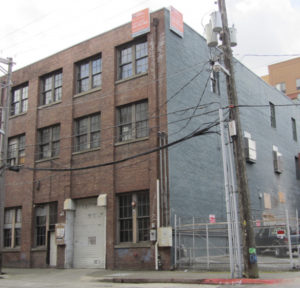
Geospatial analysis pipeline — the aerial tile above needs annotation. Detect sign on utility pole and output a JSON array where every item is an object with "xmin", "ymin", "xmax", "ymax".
[
  {"xmin": 0, "ymin": 57, "xmax": 14, "ymax": 274},
  {"xmin": 217, "ymin": 0, "xmax": 259, "ymax": 278}
]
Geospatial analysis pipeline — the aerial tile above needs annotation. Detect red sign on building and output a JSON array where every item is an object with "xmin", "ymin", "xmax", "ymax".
[
  {"xmin": 132, "ymin": 8, "xmax": 150, "ymax": 38},
  {"xmin": 170, "ymin": 6, "xmax": 184, "ymax": 38}
]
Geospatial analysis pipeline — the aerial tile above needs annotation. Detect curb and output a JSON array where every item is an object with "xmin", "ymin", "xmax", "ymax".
[{"xmin": 108, "ymin": 277, "xmax": 287, "ymax": 285}]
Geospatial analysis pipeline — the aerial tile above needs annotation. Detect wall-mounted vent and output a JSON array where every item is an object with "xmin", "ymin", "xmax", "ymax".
[
  {"xmin": 244, "ymin": 136, "xmax": 256, "ymax": 163},
  {"xmin": 273, "ymin": 150, "xmax": 283, "ymax": 174}
]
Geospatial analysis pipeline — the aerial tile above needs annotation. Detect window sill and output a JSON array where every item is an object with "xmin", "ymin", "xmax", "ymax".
[
  {"xmin": 31, "ymin": 247, "xmax": 47, "ymax": 252},
  {"xmin": 38, "ymin": 100, "xmax": 62, "ymax": 110},
  {"xmin": 115, "ymin": 241, "xmax": 152, "ymax": 249},
  {"xmin": 73, "ymin": 87, "xmax": 102, "ymax": 99},
  {"xmin": 2, "ymin": 247, "xmax": 21, "ymax": 252},
  {"xmin": 72, "ymin": 147, "xmax": 101, "ymax": 156},
  {"xmin": 9, "ymin": 112, "xmax": 27, "ymax": 119},
  {"xmin": 35, "ymin": 156, "xmax": 59, "ymax": 164},
  {"xmin": 115, "ymin": 72, "xmax": 148, "ymax": 85},
  {"xmin": 115, "ymin": 136, "xmax": 149, "ymax": 147}
]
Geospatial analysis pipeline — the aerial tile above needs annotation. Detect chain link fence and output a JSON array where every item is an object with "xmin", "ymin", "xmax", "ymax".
[{"xmin": 173, "ymin": 210, "xmax": 300, "ymax": 271}]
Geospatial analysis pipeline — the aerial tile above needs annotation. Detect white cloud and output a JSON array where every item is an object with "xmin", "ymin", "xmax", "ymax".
[{"xmin": 1, "ymin": 0, "xmax": 300, "ymax": 76}]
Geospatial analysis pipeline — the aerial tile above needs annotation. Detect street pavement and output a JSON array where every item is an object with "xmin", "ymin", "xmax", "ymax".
[{"xmin": 1, "ymin": 268, "xmax": 300, "ymax": 287}]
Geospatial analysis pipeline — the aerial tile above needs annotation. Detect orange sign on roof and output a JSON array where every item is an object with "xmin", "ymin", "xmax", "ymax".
[
  {"xmin": 132, "ymin": 8, "xmax": 150, "ymax": 38},
  {"xmin": 170, "ymin": 6, "xmax": 183, "ymax": 38}
]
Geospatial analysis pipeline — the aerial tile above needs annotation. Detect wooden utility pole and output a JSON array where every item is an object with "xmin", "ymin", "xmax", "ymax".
[{"xmin": 217, "ymin": 0, "xmax": 259, "ymax": 278}]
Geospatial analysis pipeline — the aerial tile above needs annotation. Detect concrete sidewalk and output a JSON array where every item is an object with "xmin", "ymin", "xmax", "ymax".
[
  {"xmin": 84, "ymin": 269, "xmax": 298, "ymax": 285},
  {"xmin": 2, "ymin": 268, "xmax": 300, "ymax": 285}
]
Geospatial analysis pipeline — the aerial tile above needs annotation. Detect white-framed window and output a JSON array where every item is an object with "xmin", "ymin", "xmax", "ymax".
[
  {"xmin": 74, "ymin": 113, "xmax": 101, "ymax": 152},
  {"xmin": 11, "ymin": 84, "xmax": 28, "ymax": 116},
  {"xmin": 76, "ymin": 55, "xmax": 102, "ymax": 93},
  {"xmin": 117, "ymin": 100, "xmax": 148, "ymax": 142},
  {"xmin": 4, "ymin": 207, "xmax": 22, "ymax": 248}
]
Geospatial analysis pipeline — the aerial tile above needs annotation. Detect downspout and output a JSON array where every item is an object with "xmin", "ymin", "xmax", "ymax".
[{"xmin": 153, "ymin": 17, "xmax": 160, "ymax": 270}]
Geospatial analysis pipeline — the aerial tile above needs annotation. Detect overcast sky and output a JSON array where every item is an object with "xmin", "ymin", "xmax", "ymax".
[{"xmin": 1, "ymin": 0, "xmax": 300, "ymax": 76}]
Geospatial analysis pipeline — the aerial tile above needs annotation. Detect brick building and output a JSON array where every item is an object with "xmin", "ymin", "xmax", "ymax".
[
  {"xmin": 2, "ymin": 7, "xmax": 300, "ymax": 270},
  {"xmin": 262, "ymin": 57, "xmax": 300, "ymax": 100}
]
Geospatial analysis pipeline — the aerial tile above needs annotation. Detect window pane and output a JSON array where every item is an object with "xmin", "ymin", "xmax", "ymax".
[
  {"xmin": 136, "ymin": 58, "xmax": 148, "ymax": 74},
  {"xmin": 41, "ymin": 144, "xmax": 50, "ymax": 158},
  {"xmin": 90, "ymin": 132, "xmax": 100, "ymax": 148},
  {"xmin": 77, "ymin": 118, "xmax": 88, "ymax": 135},
  {"xmin": 76, "ymin": 135, "xmax": 88, "ymax": 151},
  {"xmin": 52, "ymin": 126, "xmax": 60, "ymax": 141},
  {"xmin": 22, "ymin": 86, "xmax": 28, "ymax": 99},
  {"xmin": 136, "ymin": 102, "xmax": 148, "ymax": 121},
  {"xmin": 119, "ymin": 106, "xmax": 132, "ymax": 124},
  {"xmin": 137, "ymin": 192, "xmax": 150, "ymax": 241},
  {"xmin": 40, "ymin": 128, "xmax": 50, "ymax": 144},
  {"xmin": 12, "ymin": 102, "xmax": 20, "ymax": 116},
  {"xmin": 4, "ymin": 229, "xmax": 12, "ymax": 247},
  {"xmin": 16, "ymin": 208, "xmax": 22, "ymax": 223},
  {"xmin": 119, "ymin": 194, "xmax": 133, "ymax": 243},
  {"xmin": 79, "ymin": 78, "xmax": 89, "ymax": 93},
  {"xmin": 14, "ymin": 228, "xmax": 21, "ymax": 246},
  {"xmin": 21, "ymin": 99, "xmax": 28, "ymax": 113},
  {"xmin": 14, "ymin": 89, "xmax": 21, "ymax": 102},
  {"xmin": 79, "ymin": 63, "xmax": 89, "ymax": 79},
  {"xmin": 136, "ymin": 102, "xmax": 148, "ymax": 138},
  {"xmin": 4, "ymin": 209, "xmax": 13, "ymax": 224},
  {"xmin": 92, "ymin": 74, "xmax": 101, "ymax": 88},
  {"xmin": 54, "ymin": 73, "xmax": 62, "ymax": 88},
  {"xmin": 91, "ymin": 115, "xmax": 100, "ymax": 132},
  {"xmin": 92, "ymin": 58, "xmax": 101, "ymax": 74},
  {"xmin": 44, "ymin": 91, "xmax": 52, "ymax": 105},
  {"xmin": 121, "ymin": 63, "xmax": 132, "ymax": 79},
  {"xmin": 54, "ymin": 87, "xmax": 62, "ymax": 101},
  {"xmin": 121, "ymin": 47, "xmax": 132, "ymax": 64},
  {"xmin": 136, "ymin": 42, "xmax": 148, "ymax": 59},
  {"xmin": 44, "ymin": 77, "xmax": 52, "ymax": 92},
  {"xmin": 52, "ymin": 141, "xmax": 60, "ymax": 157}
]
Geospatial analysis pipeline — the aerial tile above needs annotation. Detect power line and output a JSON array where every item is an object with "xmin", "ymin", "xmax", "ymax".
[{"xmin": 11, "ymin": 119, "xmax": 221, "ymax": 172}]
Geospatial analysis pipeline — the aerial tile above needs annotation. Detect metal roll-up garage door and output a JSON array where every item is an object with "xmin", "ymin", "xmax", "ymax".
[{"xmin": 73, "ymin": 198, "xmax": 106, "ymax": 268}]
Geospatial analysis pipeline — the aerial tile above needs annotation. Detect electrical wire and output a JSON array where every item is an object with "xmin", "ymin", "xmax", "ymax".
[{"xmin": 12, "ymin": 118, "xmax": 221, "ymax": 172}]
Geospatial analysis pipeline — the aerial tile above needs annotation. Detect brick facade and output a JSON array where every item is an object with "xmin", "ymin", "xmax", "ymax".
[{"xmin": 3, "ymin": 8, "xmax": 170, "ymax": 270}]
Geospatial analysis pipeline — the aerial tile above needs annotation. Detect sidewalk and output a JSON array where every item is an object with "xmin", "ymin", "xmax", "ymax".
[
  {"xmin": 87, "ymin": 269, "xmax": 297, "ymax": 285},
  {"xmin": 2, "ymin": 268, "xmax": 300, "ymax": 285}
]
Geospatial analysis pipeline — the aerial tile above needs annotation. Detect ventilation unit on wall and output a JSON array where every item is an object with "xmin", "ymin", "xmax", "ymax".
[
  {"xmin": 244, "ymin": 137, "xmax": 256, "ymax": 163},
  {"xmin": 273, "ymin": 150, "xmax": 283, "ymax": 174}
]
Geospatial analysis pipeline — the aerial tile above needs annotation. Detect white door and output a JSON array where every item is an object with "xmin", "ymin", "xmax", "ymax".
[
  {"xmin": 49, "ymin": 231, "xmax": 57, "ymax": 267},
  {"xmin": 73, "ymin": 198, "xmax": 106, "ymax": 268}
]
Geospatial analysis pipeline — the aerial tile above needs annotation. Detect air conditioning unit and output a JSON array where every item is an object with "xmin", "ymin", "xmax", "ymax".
[
  {"xmin": 244, "ymin": 137, "xmax": 256, "ymax": 163},
  {"xmin": 273, "ymin": 151, "xmax": 283, "ymax": 173}
]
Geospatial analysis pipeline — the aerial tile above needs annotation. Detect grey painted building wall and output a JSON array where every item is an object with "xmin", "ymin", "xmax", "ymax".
[{"xmin": 164, "ymin": 9, "xmax": 300, "ymax": 223}]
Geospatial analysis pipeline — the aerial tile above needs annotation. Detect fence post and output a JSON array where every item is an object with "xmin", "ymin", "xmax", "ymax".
[
  {"xmin": 285, "ymin": 209, "xmax": 293, "ymax": 269},
  {"xmin": 174, "ymin": 214, "xmax": 177, "ymax": 268},
  {"xmin": 296, "ymin": 209, "xmax": 300, "ymax": 267},
  {"xmin": 193, "ymin": 216, "xmax": 195, "ymax": 264},
  {"xmin": 206, "ymin": 224, "xmax": 210, "ymax": 269}
]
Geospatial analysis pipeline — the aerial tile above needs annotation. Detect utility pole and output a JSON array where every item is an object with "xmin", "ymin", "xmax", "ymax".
[
  {"xmin": 0, "ymin": 57, "xmax": 14, "ymax": 274},
  {"xmin": 217, "ymin": 0, "xmax": 259, "ymax": 278}
]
